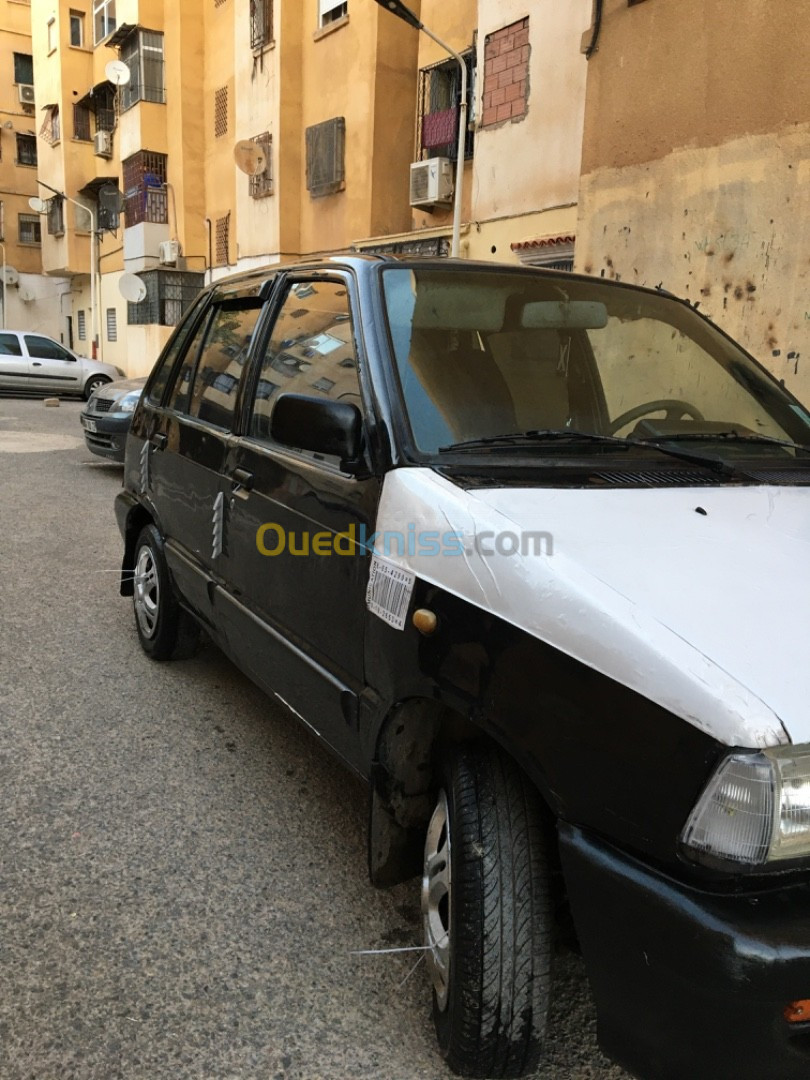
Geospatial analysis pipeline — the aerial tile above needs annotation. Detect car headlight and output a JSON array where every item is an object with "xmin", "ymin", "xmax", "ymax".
[
  {"xmin": 682, "ymin": 745, "xmax": 810, "ymax": 866},
  {"xmin": 117, "ymin": 391, "xmax": 142, "ymax": 413}
]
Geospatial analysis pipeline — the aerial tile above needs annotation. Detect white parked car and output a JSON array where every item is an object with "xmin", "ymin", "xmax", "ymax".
[{"xmin": 0, "ymin": 330, "xmax": 123, "ymax": 399}]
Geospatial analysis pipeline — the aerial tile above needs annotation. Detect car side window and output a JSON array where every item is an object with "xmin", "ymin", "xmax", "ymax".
[
  {"xmin": 186, "ymin": 302, "xmax": 263, "ymax": 430},
  {"xmin": 146, "ymin": 297, "xmax": 207, "ymax": 406},
  {"xmin": 248, "ymin": 280, "xmax": 362, "ymax": 446},
  {"xmin": 166, "ymin": 308, "xmax": 215, "ymax": 415},
  {"xmin": 0, "ymin": 334, "xmax": 22, "ymax": 356},
  {"xmin": 25, "ymin": 336, "xmax": 73, "ymax": 361}
]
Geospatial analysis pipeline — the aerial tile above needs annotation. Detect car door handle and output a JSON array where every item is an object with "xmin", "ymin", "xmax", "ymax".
[
  {"xmin": 151, "ymin": 433, "xmax": 168, "ymax": 451},
  {"xmin": 32, "ymin": 361, "xmax": 42, "ymax": 367},
  {"xmin": 230, "ymin": 468, "xmax": 254, "ymax": 492}
]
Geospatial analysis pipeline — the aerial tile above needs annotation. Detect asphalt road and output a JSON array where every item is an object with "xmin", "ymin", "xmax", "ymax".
[{"xmin": 0, "ymin": 397, "xmax": 630, "ymax": 1080}]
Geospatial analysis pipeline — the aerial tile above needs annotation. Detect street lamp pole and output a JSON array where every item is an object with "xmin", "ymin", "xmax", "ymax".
[
  {"xmin": 0, "ymin": 243, "xmax": 6, "ymax": 330},
  {"xmin": 374, "ymin": 0, "xmax": 468, "ymax": 259},
  {"xmin": 32, "ymin": 183, "xmax": 98, "ymax": 358}
]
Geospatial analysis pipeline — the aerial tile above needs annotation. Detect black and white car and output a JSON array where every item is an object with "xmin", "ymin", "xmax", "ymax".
[
  {"xmin": 0, "ymin": 330, "xmax": 123, "ymax": 398},
  {"xmin": 80, "ymin": 377, "xmax": 146, "ymax": 461},
  {"xmin": 116, "ymin": 257, "xmax": 810, "ymax": 1080}
]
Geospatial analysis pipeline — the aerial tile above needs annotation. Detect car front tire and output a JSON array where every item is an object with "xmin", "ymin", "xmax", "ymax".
[
  {"xmin": 132, "ymin": 524, "xmax": 200, "ymax": 660},
  {"xmin": 423, "ymin": 745, "xmax": 552, "ymax": 1078}
]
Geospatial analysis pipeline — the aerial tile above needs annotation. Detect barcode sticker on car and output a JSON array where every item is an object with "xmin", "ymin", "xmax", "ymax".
[{"xmin": 366, "ymin": 555, "xmax": 416, "ymax": 631}]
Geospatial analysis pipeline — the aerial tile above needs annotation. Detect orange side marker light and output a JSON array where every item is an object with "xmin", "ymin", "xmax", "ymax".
[{"xmin": 784, "ymin": 1000, "xmax": 810, "ymax": 1023}]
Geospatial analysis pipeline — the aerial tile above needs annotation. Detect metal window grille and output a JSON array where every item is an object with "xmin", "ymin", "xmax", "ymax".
[
  {"xmin": 120, "ymin": 29, "xmax": 165, "ymax": 111},
  {"xmin": 19, "ymin": 214, "xmax": 41, "ymax": 245},
  {"xmin": 106, "ymin": 308, "xmax": 117, "ymax": 341},
  {"xmin": 73, "ymin": 104, "xmax": 92, "ymax": 140},
  {"xmin": 77, "ymin": 310, "xmax": 86, "ymax": 340},
  {"xmin": 305, "ymin": 117, "xmax": 345, "ymax": 198},
  {"xmin": 416, "ymin": 51, "xmax": 475, "ymax": 161},
  {"xmin": 47, "ymin": 195, "xmax": 64, "ymax": 236},
  {"xmin": 249, "ymin": 132, "xmax": 273, "ymax": 198},
  {"xmin": 214, "ymin": 87, "xmax": 228, "ymax": 138},
  {"xmin": 122, "ymin": 150, "xmax": 168, "ymax": 227},
  {"xmin": 13, "ymin": 53, "xmax": 33, "ymax": 84},
  {"xmin": 250, "ymin": 0, "xmax": 272, "ymax": 48},
  {"xmin": 214, "ymin": 0, "xmax": 227, "ymax": 6},
  {"xmin": 16, "ymin": 134, "xmax": 37, "ymax": 166},
  {"xmin": 92, "ymin": 84, "xmax": 116, "ymax": 132},
  {"xmin": 127, "ymin": 270, "xmax": 204, "ymax": 327},
  {"xmin": 215, "ymin": 215, "xmax": 230, "ymax": 265},
  {"xmin": 39, "ymin": 105, "xmax": 60, "ymax": 145}
]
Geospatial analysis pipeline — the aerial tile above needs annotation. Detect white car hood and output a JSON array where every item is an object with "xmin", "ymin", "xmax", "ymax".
[{"xmin": 373, "ymin": 469, "xmax": 810, "ymax": 749}]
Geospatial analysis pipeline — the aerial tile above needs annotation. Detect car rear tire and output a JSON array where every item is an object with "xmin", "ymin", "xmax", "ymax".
[
  {"xmin": 422, "ymin": 745, "xmax": 552, "ymax": 1078},
  {"xmin": 84, "ymin": 375, "xmax": 110, "ymax": 400},
  {"xmin": 132, "ymin": 524, "xmax": 200, "ymax": 660}
]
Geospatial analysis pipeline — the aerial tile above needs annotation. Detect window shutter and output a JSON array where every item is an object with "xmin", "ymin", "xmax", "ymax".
[{"xmin": 305, "ymin": 117, "xmax": 345, "ymax": 198}]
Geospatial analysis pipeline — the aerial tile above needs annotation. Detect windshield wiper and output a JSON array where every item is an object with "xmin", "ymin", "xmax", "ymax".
[
  {"xmin": 638, "ymin": 431, "xmax": 810, "ymax": 454},
  {"xmin": 438, "ymin": 429, "xmax": 748, "ymax": 476}
]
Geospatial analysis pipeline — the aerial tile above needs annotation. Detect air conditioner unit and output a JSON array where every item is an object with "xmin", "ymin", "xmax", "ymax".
[
  {"xmin": 93, "ymin": 130, "xmax": 112, "ymax": 158},
  {"xmin": 18, "ymin": 84, "xmax": 35, "ymax": 105},
  {"xmin": 409, "ymin": 157, "xmax": 454, "ymax": 209},
  {"xmin": 159, "ymin": 240, "xmax": 180, "ymax": 265}
]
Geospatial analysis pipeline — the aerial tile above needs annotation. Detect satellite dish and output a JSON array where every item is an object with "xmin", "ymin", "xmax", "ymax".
[
  {"xmin": 119, "ymin": 274, "xmax": 148, "ymax": 303},
  {"xmin": 233, "ymin": 140, "xmax": 267, "ymax": 177},
  {"xmin": 28, "ymin": 196, "xmax": 47, "ymax": 214},
  {"xmin": 105, "ymin": 60, "xmax": 131, "ymax": 87},
  {"xmin": 3, "ymin": 266, "xmax": 19, "ymax": 286}
]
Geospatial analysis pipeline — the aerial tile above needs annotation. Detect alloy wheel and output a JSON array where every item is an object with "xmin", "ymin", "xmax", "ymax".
[
  {"xmin": 422, "ymin": 788, "xmax": 451, "ymax": 1009},
  {"xmin": 134, "ymin": 544, "xmax": 160, "ymax": 639}
]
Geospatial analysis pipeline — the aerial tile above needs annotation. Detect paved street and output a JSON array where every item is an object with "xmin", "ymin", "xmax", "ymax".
[{"xmin": 0, "ymin": 397, "xmax": 629, "ymax": 1080}]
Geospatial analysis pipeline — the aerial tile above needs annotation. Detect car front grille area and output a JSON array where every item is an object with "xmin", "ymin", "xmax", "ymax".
[
  {"xmin": 85, "ymin": 431, "xmax": 116, "ymax": 450},
  {"xmin": 92, "ymin": 398, "xmax": 113, "ymax": 414}
]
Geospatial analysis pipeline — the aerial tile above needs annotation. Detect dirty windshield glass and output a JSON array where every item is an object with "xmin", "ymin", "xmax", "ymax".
[{"xmin": 381, "ymin": 267, "xmax": 810, "ymax": 458}]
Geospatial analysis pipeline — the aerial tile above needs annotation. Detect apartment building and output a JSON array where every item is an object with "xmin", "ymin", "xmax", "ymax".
[
  {"xmin": 0, "ymin": 0, "xmax": 68, "ymax": 335},
  {"xmin": 576, "ymin": 0, "xmax": 810, "ymax": 400}
]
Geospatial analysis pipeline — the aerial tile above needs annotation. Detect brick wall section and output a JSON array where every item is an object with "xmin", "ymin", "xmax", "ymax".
[{"xmin": 481, "ymin": 17, "xmax": 530, "ymax": 128}]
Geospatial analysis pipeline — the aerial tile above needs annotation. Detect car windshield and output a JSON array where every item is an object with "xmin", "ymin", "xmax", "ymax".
[{"xmin": 380, "ymin": 266, "xmax": 810, "ymax": 461}]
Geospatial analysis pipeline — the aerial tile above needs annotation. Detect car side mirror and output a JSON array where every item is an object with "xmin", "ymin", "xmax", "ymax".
[{"xmin": 270, "ymin": 393, "xmax": 366, "ymax": 474}]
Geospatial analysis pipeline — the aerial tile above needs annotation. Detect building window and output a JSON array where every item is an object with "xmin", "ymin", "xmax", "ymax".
[
  {"xmin": 19, "ymin": 214, "xmax": 41, "ymax": 245},
  {"xmin": 305, "ymin": 116, "xmax": 345, "ymax": 198},
  {"xmin": 416, "ymin": 51, "xmax": 475, "ymax": 161},
  {"xmin": 13, "ymin": 53, "xmax": 33, "ymax": 85},
  {"xmin": 127, "ymin": 270, "xmax": 205, "ymax": 327},
  {"xmin": 77, "ymin": 310, "xmax": 86, "ymax": 339},
  {"xmin": 319, "ymin": 0, "xmax": 347, "ymax": 27},
  {"xmin": 70, "ymin": 11, "xmax": 84, "ymax": 47},
  {"xmin": 94, "ymin": 0, "xmax": 116, "ymax": 44},
  {"xmin": 250, "ymin": 0, "xmax": 272, "ymax": 48},
  {"xmin": 40, "ymin": 105, "xmax": 60, "ymax": 145},
  {"xmin": 249, "ymin": 132, "xmax": 273, "ymax": 198},
  {"xmin": 214, "ymin": 86, "xmax": 228, "ymax": 137},
  {"xmin": 119, "ymin": 29, "xmax": 165, "ymax": 110},
  {"xmin": 122, "ymin": 150, "xmax": 168, "ymax": 227},
  {"xmin": 215, "ymin": 214, "xmax": 230, "ymax": 265},
  {"xmin": 47, "ymin": 17, "xmax": 57, "ymax": 53},
  {"xmin": 16, "ymin": 133, "xmax": 37, "ymax": 166},
  {"xmin": 92, "ymin": 84, "xmax": 116, "ymax": 132},
  {"xmin": 481, "ymin": 18, "xmax": 530, "ymax": 129},
  {"xmin": 47, "ymin": 195, "xmax": 64, "ymax": 236},
  {"xmin": 73, "ymin": 104, "xmax": 92, "ymax": 140},
  {"xmin": 106, "ymin": 308, "xmax": 117, "ymax": 341}
]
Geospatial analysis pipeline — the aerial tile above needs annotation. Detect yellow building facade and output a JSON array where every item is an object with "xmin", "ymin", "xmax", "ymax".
[{"xmin": 25, "ymin": 0, "xmax": 596, "ymax": 374}]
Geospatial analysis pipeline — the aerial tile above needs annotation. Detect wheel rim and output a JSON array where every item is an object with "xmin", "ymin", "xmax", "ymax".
[
  {"xmin": 422, "ymin": 788, "xmax": 451, "ymax": 1010},
  {"xmin": 133, "ymin": 544, "xmax": 160, "ymax": 639}
]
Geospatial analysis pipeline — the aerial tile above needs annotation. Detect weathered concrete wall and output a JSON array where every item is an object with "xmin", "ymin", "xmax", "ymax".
[
  {"xmin": 577, "ymin": 0, "xmax": 810, "ymax": 404},
  {"xmin": 576, "ymin": 124, "xmax": 810, "ymax": 403}
]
